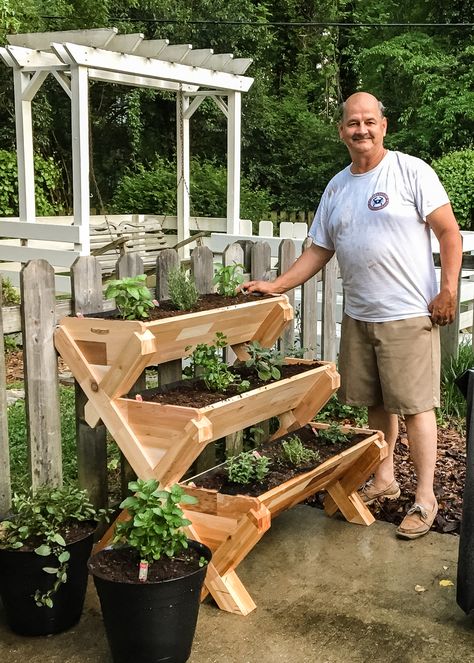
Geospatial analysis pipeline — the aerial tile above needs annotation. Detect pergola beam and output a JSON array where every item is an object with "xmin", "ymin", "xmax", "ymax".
[{"xmin": 7, "ymin": 28, "xmax": 117, "ymax": 51}]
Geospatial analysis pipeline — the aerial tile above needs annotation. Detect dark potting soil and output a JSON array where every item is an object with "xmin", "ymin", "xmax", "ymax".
[
  {"xmin": 188, "ymin": 424, "xmax": 367, "ymax": 497},
  {"xmin": 138, "ymin": 362, "xmax": 322, "ymax": 408},
  {"xmin": 86, "ymin": 292, "xmax": 274, "ymax": 321},
  {"xmin": 6, "ymin": 520, "xmax": 96, "ymax": 553},
  {"xmin": 88, "ymin": 546, "xmax": 204, "ymax": 583}
]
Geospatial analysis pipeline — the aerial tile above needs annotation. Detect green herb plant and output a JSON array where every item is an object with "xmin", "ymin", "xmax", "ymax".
[
  {"xmin": 0, "ymin": 485, "xmax": 106, "ymax": 608},
  {"xmin": 317, "ymin": 422, "xmax": 350, "ymax": 445},
  {"xmin": 167, "ymin": 267, "xmax": 199, "ymax": 311},
  {"xmin": 185, "ymin": 332, "xmax": 250, "ymax": 393},
  {"xmin": 244, "ymin": 341, "xmax": 284, "ymax": 381},
  {"xmin": 104, "ymin": 274, "xmax": 155, "ymax": 320},
  {"xmin": 113, "ymin": 479, "xmax": 202, "ymax": 579},
  {"xmin": 226, "ymin": 450, "xmax": 271, "ymax": 485},
  {"xmin": 213, "ymin": 262, "xmax": 244, "ymax": 297},
  {"xmin": 280, "ymin": 434, "xmax": 320, "ymax": 466}
]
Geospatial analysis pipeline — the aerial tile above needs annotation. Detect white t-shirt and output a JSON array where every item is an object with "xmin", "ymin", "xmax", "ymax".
[{"xmin": 308, "ymin": 150, "xmax": 450, "ymax": 322}]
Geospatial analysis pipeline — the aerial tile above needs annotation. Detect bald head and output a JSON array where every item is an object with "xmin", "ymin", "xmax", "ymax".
[{"xmin": 341, "ymin": 92, "xmax": 385, "ymax": 122}]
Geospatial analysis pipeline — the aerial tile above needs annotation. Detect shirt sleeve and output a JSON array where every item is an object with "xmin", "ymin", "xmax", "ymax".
[
  {"xmin": 308, "ymin": 187, "xmax": 335, "ymax": 251},
  {"xmin": 411, "ymin": 158, "xmax": 450, "ymax": 221}
]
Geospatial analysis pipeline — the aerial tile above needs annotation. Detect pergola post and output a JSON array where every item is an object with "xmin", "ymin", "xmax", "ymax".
[
  {"xmin": 13, "ymin": 69, "xmax": 36, "ymax": 223},
  {"xmin": 176, "ymin": 91, "xmax": 191, "ymax": 258},
  {"xmin": 70, "ymin": 65, "xmax": 90, "ymax": 254},
  {"xmin": 227, "ymin": 91, "xmax": 242, "ymax": 235}
]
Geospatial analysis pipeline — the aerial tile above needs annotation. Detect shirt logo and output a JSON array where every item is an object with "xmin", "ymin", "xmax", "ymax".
[{"xmin": 368, "ymin": 192, "xmax": 389, "ymax": 211}]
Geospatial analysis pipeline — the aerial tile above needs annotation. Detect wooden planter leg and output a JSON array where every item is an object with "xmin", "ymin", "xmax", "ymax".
[
  {"xmin": 324, "ymin": 439, "xmax": 387, "ymax": 525},
  {"xmin": 187, "ymin": 504, "xmax": 271, "ymax": 615}
]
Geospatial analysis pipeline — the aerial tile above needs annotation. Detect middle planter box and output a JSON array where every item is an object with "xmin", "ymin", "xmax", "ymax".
[{"xmin": 113, "ymin": 359, "xmax": 340, "ymax": 486}]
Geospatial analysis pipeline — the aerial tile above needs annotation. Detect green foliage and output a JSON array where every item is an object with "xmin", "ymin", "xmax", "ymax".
[
  {"xmin": 167, "ymin": 267, "xmax": 199, "ymax": 310},
  {"xmin": 185, "ymin": 332, "xmax": 249, "ymax": 393},
  {"xmin": 316, "ymin": 395, "xmax": 368, "ymax": 428},
  {"xmin": 0, "ymin": 150, "xmax": 64, "ymax": 216},
  {"xmin": 280, "ymin": 434, "xmax": 320, "ymax": 467},
  {"xmin": 1, "ymin": 276, "xmax": 20, "ymax": 305},
  {"xmin": 226, "ymin": 450, "xmax": 270, "ymax": 485},
  {"xmin": 317, "ymin": 422, "xmax": 351, "ymax": 445},
  {"xmin": 432, "ymin": 150, "xmax": 474, "ymax": 230},
  {"xmin": 104, "ymin": 274, "xmax": 155, "ymax": 320},
  {"xmin": 8, "ymin": 386, "xmax": 77, "ymax": 491},
  {"xmin": 110, "ymin": 156, "xmax": 272, "ymax": 223},
  {"xmin": 439, "ymin": 340, "xmax": 474, "ymax": 422},
  {"xmin": 113, "ymin": 479, "xmax": 197, "ymax": 564},
  {"xmin": 213, "ymin": 262, "xmax": 244, "ymax": 297},
  {"xmin": 0, "ymin": 484, "xmax": 104, "ymax": 608},
  {"xmin": 244, "ymin": 341, "xmax": 284, "ymax": 381}
]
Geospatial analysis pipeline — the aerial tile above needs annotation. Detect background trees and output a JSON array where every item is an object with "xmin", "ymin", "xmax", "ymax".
[{"xmin": 0, "ymin": 0, "xmax": 472, "ymax": 227}]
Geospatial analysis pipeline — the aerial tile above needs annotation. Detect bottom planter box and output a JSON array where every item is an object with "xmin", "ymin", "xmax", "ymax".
[{"xmin": 181, "ymin": 422, "xmax": 387, "ymax": 616}]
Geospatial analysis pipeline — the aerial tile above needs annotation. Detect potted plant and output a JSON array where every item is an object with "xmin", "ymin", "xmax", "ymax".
[
  {"xmin": 0, "ymin": 483, "xmax": 105, "ymax": 636},
  {"xmin": 88, "ymin": 478, "xmax": 212, "ymax": 663}
]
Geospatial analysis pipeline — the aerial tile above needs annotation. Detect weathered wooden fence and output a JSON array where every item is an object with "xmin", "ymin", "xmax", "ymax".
[{"xmin": 0, "ymin": 237, "xmax": 469, "ymax": 515}]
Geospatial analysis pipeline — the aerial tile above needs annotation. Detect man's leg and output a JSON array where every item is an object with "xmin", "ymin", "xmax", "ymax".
[
  {"xmin": 404, "ymin": 409, "xmax": 437, "ymax": 509},
  {"xmin": 368, "ymin": 405, "xmax": 399, "ymax": 489}
]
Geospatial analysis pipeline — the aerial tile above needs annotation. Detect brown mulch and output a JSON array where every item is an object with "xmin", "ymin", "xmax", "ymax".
[
  {"xmin": 5, "ymin": 350, "xmax": 467, "ymax": 536},
  {"xmin": 307, "ymin": 420, "xmax": 466, "ymax": 536}
]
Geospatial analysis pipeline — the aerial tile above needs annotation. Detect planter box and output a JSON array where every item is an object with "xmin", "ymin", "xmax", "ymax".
[
  {"xmin": 55, "ymin": 294, "xmax": 293, "ymax": 396},
  {"xmin": 180, "ymin": 422, "xmax": 387, "ymax": 615},
  {"xmin": 94, "ymin": 359, "xmax": 339, "ymax": 486}
]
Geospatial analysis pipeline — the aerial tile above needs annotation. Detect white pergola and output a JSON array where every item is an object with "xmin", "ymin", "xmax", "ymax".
[{"xmin": 0, "ymin": 28, "xmax": 253, "ymax": 254}]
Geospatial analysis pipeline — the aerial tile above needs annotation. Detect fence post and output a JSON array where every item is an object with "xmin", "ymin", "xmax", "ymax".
[
  {"xmin": 156, "ymin": 250, "xmax": 182, "ymax": 387},
  {"xmin": 321, "ymin": 255, "xmax": 338, "ymax": 361},
  {"xmin": 301, "ymin": 238, "xmax": 318, "ymax": 359},
  {"xmin": 116, "ymin": 253, "xmax": 145, "ymax": 497},
  {"xmin": 278, "ymin": 239, "xmax": 295, "ymax": 355},
  {"xmin": 0, "ymin": 286, "xmax": 11, "ymax": 514},
  {"xmin": 21, "ymin": 260, "xmax": 62, "ymax": 490},
  {"xmin": 71, "ymin": 256, "xmax": 108, "ymax": 508}
]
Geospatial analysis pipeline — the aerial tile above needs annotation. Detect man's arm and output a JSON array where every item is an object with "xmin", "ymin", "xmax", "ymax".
[
  {"xmin": 427, "ymin": 203, "xmax": 462, "ymax": 326},
  {"xmin": 242, "ymin": 243, "xmax": 335, "ymax": 294}
]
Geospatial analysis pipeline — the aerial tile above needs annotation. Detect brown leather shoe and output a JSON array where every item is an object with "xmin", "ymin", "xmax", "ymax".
[
  {"xmin": 396, "ymin": 501, "xmax": 438, "ymax": 540},
  {"xmin": 359, "ymin": 479, "xmax": 401, "ymax": 505}
]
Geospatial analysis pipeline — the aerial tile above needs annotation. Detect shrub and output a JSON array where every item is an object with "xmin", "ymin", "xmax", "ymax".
[
  {"xmin": 167, "ymin": 267, "xmax": 199, "ymax": 310},
  {"xmin": 432, "ymin": 150, "xmax": 474, "ymax": 230}
]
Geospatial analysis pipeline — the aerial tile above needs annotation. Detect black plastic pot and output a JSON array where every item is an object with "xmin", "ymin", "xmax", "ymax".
[
  {"xmin": 89, "ymin": 540, "xmax": 212, "ymax": 663},
  {"xmin": 0, "ymin": 526, "xmax": 95, "ymax": 636}
]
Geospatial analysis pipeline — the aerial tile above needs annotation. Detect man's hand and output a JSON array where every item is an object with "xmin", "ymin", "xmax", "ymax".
[
  {"xmin": 428, "ymin": 288, "xmax": 457, "ymax": 326},
  {"xmin": 240, "ymin": 279, "xmax": 281, "ymax": 295}
]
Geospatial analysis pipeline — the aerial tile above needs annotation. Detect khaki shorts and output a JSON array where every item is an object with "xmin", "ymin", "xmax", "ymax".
[{"xmin": 338, "ymin": 314, "xmax": 440, "ymax": 416}]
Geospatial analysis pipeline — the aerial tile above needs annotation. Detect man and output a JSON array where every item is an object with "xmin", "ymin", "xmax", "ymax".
[{"xmin": 243, "ymin": 92, "xmax": 462, "ymax": 539}]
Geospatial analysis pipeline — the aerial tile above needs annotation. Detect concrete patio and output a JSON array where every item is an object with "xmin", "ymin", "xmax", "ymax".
[{"xmin": 1, "ymin": 505, "xmax": 473, "ymax": 663}]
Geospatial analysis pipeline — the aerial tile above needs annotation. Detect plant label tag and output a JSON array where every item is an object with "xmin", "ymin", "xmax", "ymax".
[
  {"xmin": 139, "ymin": 560, "xmax": 148, "ymax": 582},
  {"xmin": 135, "ymin": 394, "xmax": 143, "ymax": 402}
]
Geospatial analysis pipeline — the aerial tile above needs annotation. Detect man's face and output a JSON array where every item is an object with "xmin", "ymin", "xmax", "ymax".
[{"xmin": 338, "ymin": 96, "xmax": 387, "ymax": 158}]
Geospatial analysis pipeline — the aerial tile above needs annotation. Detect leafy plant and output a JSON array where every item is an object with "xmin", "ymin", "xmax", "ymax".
[
  {"xmin": 185, "ymin": 332, "xmax": 249, "ymax": 393},
  {"xmin": 316, "ymin": 395, "xmax": 368, "ymax": 428},
  {"xmin": 167, "ymin": 267, "xmax": 199, "ymax": 311},
  {"xmin": 316, "ymin": 422, "xmax": 351, "ymax": 445},
  {"xmin": 280, "ymin": 434, "xmax": 320, "ymax": 467},
  {"xmin": 213, "ymin": 263, "xmax": 244, "ymax": 297},
  {"xmin": 440, "ymin": 339, "xmax": 474, "ymax": 422},
  {"xmin": 226, "ymin": 450, "xmax": 271, "ymax": 485},
  {"xmin": 0, "ymin": 484, "xmax": 105, "ymax": 608},
  {"xmin": 104, "ymin": 274, "xmax": 155, "ymax": 320},
  {"xmin": 1, "ymin": 276, "xmax": 20, "ymax": 305},
  {"xmin": 244, "ymin": 341, "xmax": 284, "ymax": 381},
  {"xmin": 113, "ymin": 479, "xmax": 199, "ymax": 576}
]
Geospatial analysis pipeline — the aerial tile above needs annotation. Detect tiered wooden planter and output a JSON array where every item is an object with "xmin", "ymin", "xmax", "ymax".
[
  {"xmin": 54, "ymin": 294, "xmax": 387, "ymax": 616},
  {"xmin": 181, "ymin": 422, "xmax": 387, "ymax": 615}
]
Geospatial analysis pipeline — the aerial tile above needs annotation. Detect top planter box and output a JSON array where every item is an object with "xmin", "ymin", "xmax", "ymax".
[{"xmin": 56, "ymin": 294, "xmax": 293, "ymax": 397}]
